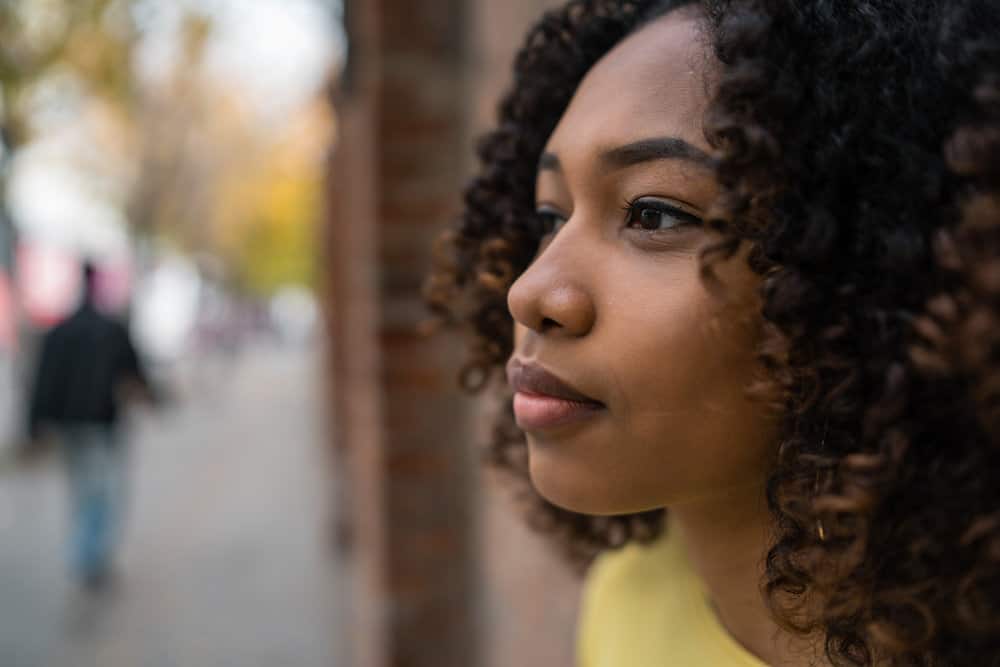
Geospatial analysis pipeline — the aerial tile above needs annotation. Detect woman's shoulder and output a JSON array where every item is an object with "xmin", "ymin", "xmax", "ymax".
[
  {"xmin": 576, "ymin": 531, "xmax": 769, "ymax": 667},
  {"xmin": 577, "ymin": 533, "xmax": 693, "ymax": 666},
  {"xmin": 584, "ymin": 533, "xmax": 686, "ymax": 604}
]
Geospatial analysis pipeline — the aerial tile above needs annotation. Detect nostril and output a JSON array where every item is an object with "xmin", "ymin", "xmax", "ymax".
[{"xmin": 540, "ymin": 316, "xmax": 560, "ymax": 331}]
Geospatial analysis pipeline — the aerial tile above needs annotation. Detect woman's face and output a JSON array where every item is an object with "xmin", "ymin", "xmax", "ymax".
[{"xmin": 507, "ymin": 9, "xmax": 777, "ymax": 516}]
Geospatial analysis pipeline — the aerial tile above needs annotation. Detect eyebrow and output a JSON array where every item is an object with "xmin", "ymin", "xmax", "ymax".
[{"xmin": 538, "ymin": 136, "xmax": 715, "ymax": 173}]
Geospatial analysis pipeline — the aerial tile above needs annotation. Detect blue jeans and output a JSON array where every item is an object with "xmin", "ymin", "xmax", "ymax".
[{"xmin": 58, "ymin": 424, "xmax": 127, "ymax": 581}]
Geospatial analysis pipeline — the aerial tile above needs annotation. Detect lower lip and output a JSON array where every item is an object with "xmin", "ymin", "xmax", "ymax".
[{"xmin": 513, "ymin": 392, "xmax": 604, "ymax": 431}]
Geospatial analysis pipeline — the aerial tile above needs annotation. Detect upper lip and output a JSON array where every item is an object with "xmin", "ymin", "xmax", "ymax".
[{"xmin": 506, "ymin": 358, "xmax": 602, "ymax": 404}]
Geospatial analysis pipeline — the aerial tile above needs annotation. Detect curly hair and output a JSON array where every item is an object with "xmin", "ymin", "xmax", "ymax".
[
  {"xmin": 424, "ymin": 0, "xmax": 1000, "ymax": 665},
  {"xmin": 709, "ymin": 2, "xmax": 1000, "ymax": 665}
]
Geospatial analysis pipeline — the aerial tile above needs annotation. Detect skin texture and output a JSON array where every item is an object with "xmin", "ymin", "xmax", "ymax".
[{"xmin": 507, "ymin": 13, "xmax": 809, "ymax": 665}]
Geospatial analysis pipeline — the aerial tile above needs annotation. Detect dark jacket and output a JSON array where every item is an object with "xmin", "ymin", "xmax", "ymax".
[{"xmin": 29, "ymin": 302, "xmax": 148, "ymax": 435}]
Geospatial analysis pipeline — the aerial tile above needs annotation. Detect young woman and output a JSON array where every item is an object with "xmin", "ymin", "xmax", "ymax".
[{"xmin": 425, "ymin": 0, "xmax": 1000, "ymax": 664}]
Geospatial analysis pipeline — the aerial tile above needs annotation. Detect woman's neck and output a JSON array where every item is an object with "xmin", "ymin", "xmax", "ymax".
[{"xmin": 670, "ymin": 483, "xmax": 825, "ymax": 667}]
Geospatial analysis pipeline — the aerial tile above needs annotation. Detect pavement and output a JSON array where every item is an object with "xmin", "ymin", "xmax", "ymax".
[{"xmin": 0, "ymin": 341, "xmax": 343, "ymax": 667}]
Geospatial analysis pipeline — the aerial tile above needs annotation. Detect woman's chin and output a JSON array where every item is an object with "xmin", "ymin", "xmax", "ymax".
[{"xmin": 527, "ymin": 448, "xmax": 658, "ymax": 517}]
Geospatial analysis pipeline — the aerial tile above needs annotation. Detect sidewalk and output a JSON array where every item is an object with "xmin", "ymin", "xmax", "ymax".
[{"xmin": 0, "ymin": 341, "xmax": 342, "ymax": 667}]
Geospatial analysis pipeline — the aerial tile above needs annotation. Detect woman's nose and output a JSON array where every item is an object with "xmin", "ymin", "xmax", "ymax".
[{"xmin": 507, "ymin": 238, "xmax": 596, "ymax": 338}]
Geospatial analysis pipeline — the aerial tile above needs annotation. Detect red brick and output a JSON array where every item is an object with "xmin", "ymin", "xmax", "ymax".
[{"xmin": 325, "ymin": 1, "xmax": 577, "ymax": 667}]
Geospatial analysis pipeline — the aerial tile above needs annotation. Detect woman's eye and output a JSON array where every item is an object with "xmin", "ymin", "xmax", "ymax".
[
  {"xmin": 623, "ymin": 198, "xmax": 702, "ymax": 232},
  {"xmin": 535, "ymin": 209, "xmax": 567, "ymax": 236}
]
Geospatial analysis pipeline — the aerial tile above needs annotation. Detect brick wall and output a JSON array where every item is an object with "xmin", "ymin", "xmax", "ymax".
[
  {"xmin": 325, "ymin": 1, "xmax": 383, "ymax": 663},
  {"xmin": 466, "ymin": 5, "xmax": 582, "ymax": 667},
  {"xmin": 326, "ymin": 1, "xmax": 578, "ymax": 666}
]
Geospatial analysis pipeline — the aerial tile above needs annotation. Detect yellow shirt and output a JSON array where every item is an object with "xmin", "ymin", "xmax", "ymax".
[{"xmin": 577, "ymin": 529, "xmax": 769, "ymax": 667}]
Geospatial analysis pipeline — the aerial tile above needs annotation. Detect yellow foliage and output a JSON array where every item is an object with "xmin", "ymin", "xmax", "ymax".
[{"xmin": 213, "ymin": 100, "xmax": 333, "ymax": 296}]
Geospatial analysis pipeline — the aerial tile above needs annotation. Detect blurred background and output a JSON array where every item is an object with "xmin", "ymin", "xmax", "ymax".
[{"xmin": 0, "ymin": 1, "xmax": 577, "ymax": 666}]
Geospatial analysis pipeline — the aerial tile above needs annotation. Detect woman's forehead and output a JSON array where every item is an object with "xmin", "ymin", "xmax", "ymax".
[{"xmin": 544, "ymin": 11, "xmax": 714, "ymax": 166}]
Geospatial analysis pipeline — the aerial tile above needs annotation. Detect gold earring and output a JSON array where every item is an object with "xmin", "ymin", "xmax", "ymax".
[{"xmin": 814, "ymin": 469, "xmax": 827, "ymax": 542}]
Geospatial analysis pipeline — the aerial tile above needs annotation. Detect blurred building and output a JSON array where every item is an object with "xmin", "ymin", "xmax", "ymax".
[{"xmin": 325, "ymin": 2, "xmax": 581, "ymax": 667}]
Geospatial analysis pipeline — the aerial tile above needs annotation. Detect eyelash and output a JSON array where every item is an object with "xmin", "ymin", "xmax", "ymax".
[
  {"xmin": 534, "ymin": 198, "xmax": 702, "ymax": 238},
  {"xmin": 620, "ymin": 197, "xmax": 703, "ymax": 232}
]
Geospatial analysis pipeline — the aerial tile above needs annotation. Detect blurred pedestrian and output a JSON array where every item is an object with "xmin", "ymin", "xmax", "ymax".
[{"xmin": 27, "ymin": 260, "xmax": 151, "ymax": 590}]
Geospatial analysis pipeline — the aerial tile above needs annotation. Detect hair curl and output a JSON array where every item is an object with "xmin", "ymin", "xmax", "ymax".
[{"xmin": 424, "ymin": 0, "xmax": 1000, "ymax": 664}]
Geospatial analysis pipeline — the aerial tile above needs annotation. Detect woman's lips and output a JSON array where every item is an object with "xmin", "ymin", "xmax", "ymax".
[
  {"xmin": 507, "ymin": 359, "xmax": 605, "ymax": 431},
  {"xmin": 512, "ymin": 392, "xmax": 604, "ymax": 431}
]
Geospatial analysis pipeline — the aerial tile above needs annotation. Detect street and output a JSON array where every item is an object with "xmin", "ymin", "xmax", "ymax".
[{"xmin": 0, "ymin": 341, "xmax": 342, "ymax": 667}]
